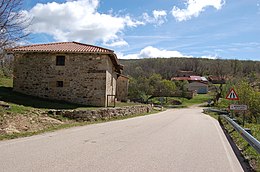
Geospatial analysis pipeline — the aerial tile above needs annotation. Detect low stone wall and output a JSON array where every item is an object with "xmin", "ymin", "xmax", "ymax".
[{"xmin": 48, "ymin": 105, "xmax": 152, "ymax": 121}]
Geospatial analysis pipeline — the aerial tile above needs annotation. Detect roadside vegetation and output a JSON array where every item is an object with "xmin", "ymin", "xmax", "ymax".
[
  {"xmin": 149, "ymin": 94, "xmax": 212, "ymax": 108},
  {"xmin": 206, "ymin": 77, "xmax": 260, "ymax": 172},
  {"xmin": 219, "ymin": 118, "xmax": 260, "ymax": 171}
]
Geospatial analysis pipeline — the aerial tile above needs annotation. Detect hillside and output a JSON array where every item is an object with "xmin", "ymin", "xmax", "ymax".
[{"xmin": 119, "ymin": 58, "xmax": 260, "ymax": 79}]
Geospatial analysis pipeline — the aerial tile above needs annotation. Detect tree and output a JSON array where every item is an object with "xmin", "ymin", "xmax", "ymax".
[
  {"xmin": 0, "ymin": 0, "xmax": 30, "ymax": 77},
  {"xmin": 221, "ymin": 80, "xmax": 260, "ymax": 123},
  {"xmin": 159, "ymin": 79, "xmax": 176, "ymax": 96},
  {"xmin": 128, "ymin": 77, "xmax": 153, "ymax": 102},
  {"xmin": 231, "ymin": 59, "xmax": 242, "ymax": 76},
  {"xmin": 0, "ymin": 0, "xmax": 30, "ymax": 48},
  {"xmin": 128, "ymin": 74, "xmax": 177, "ymax": 102},
  {"xmin": 235, "ymin": 80, "xmax": 260, "ymax": 123}
]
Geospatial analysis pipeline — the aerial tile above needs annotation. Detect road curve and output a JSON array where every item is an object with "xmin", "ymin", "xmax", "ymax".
[{"xmin": 0, "ymin": 107, "xmax": 243, "ymax": 172}]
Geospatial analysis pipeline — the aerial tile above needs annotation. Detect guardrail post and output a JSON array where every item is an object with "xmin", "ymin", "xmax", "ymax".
[
  {"xmin": 244, "ymin": 128, "xmax": 252, "ymax": 135},
  {"xmin": 242, "ymin": 111, "xmax": 245, "ymax": 127}
]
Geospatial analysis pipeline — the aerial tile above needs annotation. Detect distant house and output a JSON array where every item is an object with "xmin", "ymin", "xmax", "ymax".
[
  {"xmin": 188, "ymin": 82, "xmax": 208, "ymax": 94},
  {"xmin": 6, "ymin": 41, "xmax": 127, "ymax": 107},
  {"xmin": 171, "ymin": 75, "xmax": 209, "ymax": 94},
  {"xmin": 201, "ymin": 77, "xmax": 209, "ymax": 84},
  {"xmin": 208, "ymin": 76, "xmax": 226, "ymax": 84},
  {"xmin": 171, "ymin": 77, "xmax": 190, "ymax": 81}
]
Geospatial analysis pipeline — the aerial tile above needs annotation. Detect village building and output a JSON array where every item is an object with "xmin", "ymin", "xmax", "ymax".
[
  {"xmin": 171, "ymin": 74, "xmax": 209, "ymax": 94},
  {"xmin": 188, "ymin": 82, "xmax": 208, "ymax": 94},
  {"xmin": 208, "ymin": 76, "xmax": 226, "ymax": 84},
  {"xmin": 7, "ymin": 42, "xmax": 128, "ymax": 107}
]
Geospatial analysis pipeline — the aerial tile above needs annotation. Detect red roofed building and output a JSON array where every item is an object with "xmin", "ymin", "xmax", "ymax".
[
  {"xmin": 6, "ymin": 42, "xmax": 126, "ymax": 107},
  {"xmin": 171, "ymin": 75, "xmax": 208, "ymax": 94}
]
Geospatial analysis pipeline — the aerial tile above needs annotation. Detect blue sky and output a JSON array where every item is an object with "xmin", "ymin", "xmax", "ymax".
[{"xmin": 21, "ymin": 0, "xmax": 260, "ymax": 60}]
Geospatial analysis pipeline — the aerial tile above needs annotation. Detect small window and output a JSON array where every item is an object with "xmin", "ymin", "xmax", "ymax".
[
  {"xmin": 56, "ymin": 81, "xmax": 63, "ymax": 87},
  {"xmin": 56, "ymin": 56, "xmax": 65, "ymax": 66}
]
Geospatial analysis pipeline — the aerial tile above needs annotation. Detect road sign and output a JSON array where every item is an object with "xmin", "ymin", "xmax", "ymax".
[
  {"xmin": 230, "ymin": 104, "xmax": 247, "ymax": 111},
  {"xmin": 226, "ymin": 88, "xmax": 239, "ymax": 100}
]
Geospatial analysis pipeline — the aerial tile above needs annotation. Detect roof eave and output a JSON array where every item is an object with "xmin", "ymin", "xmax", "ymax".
[{"xmin": 108, "ymin": 53, "xmax": 123, "ymax": 74}]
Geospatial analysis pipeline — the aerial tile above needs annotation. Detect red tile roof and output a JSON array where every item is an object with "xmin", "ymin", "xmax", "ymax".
[
  {"xmin": 6, "ymin": 41, "xmax": 123, "ymax": 73},
  {"xmin": 7, "ymin": 41, "xmax": 114, "ymax": 54},
  {"xmin": 171, "ymin": 77, "xmax": 191, "ymax": 81}
]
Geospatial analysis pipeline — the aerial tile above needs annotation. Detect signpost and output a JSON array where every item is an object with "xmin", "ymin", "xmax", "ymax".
[
  {"xmin": 225, "ymin": 88, "xmax": 248, "ymax": 126},
  {"xmin": 230, "ymin": 104, "xmax": 247, "ymax": 111}
]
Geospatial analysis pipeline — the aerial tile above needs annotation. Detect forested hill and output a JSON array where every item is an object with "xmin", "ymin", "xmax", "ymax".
[{"xmin": 119, "ymin": 58, "xmax": 260, "ymax": 79}]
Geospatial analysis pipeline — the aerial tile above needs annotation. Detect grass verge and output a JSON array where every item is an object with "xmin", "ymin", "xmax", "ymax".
[
  {"xmin": 160, "ymin": 94, "xmax": 213, "ymax": 108},
  {"xmin": 0, "ymin": 109, "xmax": 161, "ymax": 141},
  {"xmin": 220, "ymin": 116, "xmax": 260, "ymax": 171}
]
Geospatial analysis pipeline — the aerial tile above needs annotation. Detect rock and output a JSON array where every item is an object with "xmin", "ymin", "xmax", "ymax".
[
  {"xmin": 40, "ymin": 117, "xmax": 63, "ymax": 125},
  {"xmin": 0, "ymin": 101, "xmax": 11, "ymax": 110},
  {"xmin": 3, "ymin": 125, "xmax": 20, "ymax": 134},
  {"xmin": 169, "ymin": 99, "xmax": 182, "ymax": 105}
]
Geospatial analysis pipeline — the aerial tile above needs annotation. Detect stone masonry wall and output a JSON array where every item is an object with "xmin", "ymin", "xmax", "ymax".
[
  {"xmin": 105, "ymin": 58, "xmax": 117, "ymax": 106},
  {"xmin": 116, "ymin": 76, "xmax": 129, "ymax": 102},
  {"xmin": 13, "ymin": 52, "xmax": 116, "ymax": 106},
  {"xmin": 48, "ymin": 105, "xmax": 152, "ymax": 121}
]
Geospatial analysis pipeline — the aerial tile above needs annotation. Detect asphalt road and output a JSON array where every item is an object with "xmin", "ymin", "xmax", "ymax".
[{"xmin": 0, "ymin": 107, "xmax": 243, "ymax": 172}]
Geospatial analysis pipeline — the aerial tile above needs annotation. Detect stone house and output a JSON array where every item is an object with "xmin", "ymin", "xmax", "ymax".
[
  {"xmin": 188, "ymin": 82, "xmax": 208, "ymax": 94},
  {"xmin": 7, "ymin": 41, "xmax": 126, "ymax": 107},
  {"xmin": 116, "ymin": 75, "xmax": 129, "ymax": 102}
]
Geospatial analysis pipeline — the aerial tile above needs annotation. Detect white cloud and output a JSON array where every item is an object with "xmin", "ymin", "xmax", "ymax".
[
  {"xmin": 118, "ymin": 46, "xmax": 218, "ymax": 60},
  {"xmin": 24, "ymin": 0, "xmax": 143, "ymax": 46},
  {"xmin": 118, "ymin": 46, "xmax": 185, "ymax": 59},
  {"xmin": 143, "ymin": 10, "xmax": 167, "ymax": 26},
  {"xmin": 117, "ymin": 52, "xmax": 140, "ymax": 59},
  {"xmin": 103, "ymin": 39, "xmax": 128, "ymax": 47},
  {"xmin": 201, "ymin": 55, "xmax": 217, "ymax": 59},
  {"xmin": 171, "ymin": 0, "xmax": 225, "ymax": 21},
  {"xmin": 140, "ymin": 46, "xmax": 184, "ymax": 58},
  {"xmin": 153, "ymin": 10, "xmax": 167, "ymax": 25}
]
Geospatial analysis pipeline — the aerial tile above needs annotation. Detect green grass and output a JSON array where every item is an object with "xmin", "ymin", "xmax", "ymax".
[
  {"xmin": 181, "ymin": 94, "xmax": 213, "ymax": 106},
  {"xmin": 204, "ymin": 111, "xmax": 219, "ymax": 120},
  {"xmin": 220, "ymin": 118, "xmax": 260, "ymax": 171},
  {"xmin": 150, "ymin": 94, "xmax": 213, "ymax": 108},
  {"xmin": 0, "ymin": 77, "xmax": 13, "ymax": 87},
  {"xmin": 159, "ymin": 94, "xmax": 213, "ymax": 108}
]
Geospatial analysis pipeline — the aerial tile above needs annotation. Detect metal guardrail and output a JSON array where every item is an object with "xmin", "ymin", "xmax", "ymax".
[
  {"xmin": 204, "ymin": 108, "xmax": 229, "ymax": 115},
  {"xmin": 204, "ymin": 108, "xmax": 260, "ymax": 154},
  {"xmin": 222, "ymin": 115, "xmax": 260, "ymax": 154}
]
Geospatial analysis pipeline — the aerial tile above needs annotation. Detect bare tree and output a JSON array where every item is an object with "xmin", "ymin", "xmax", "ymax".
[
  {"xmin": 0, "ymin": 0, "xmax": 30, "ymax": 77},
  {"xmin": 0, "ymin": 0, "xmax": 30, "ymax": 48}
]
